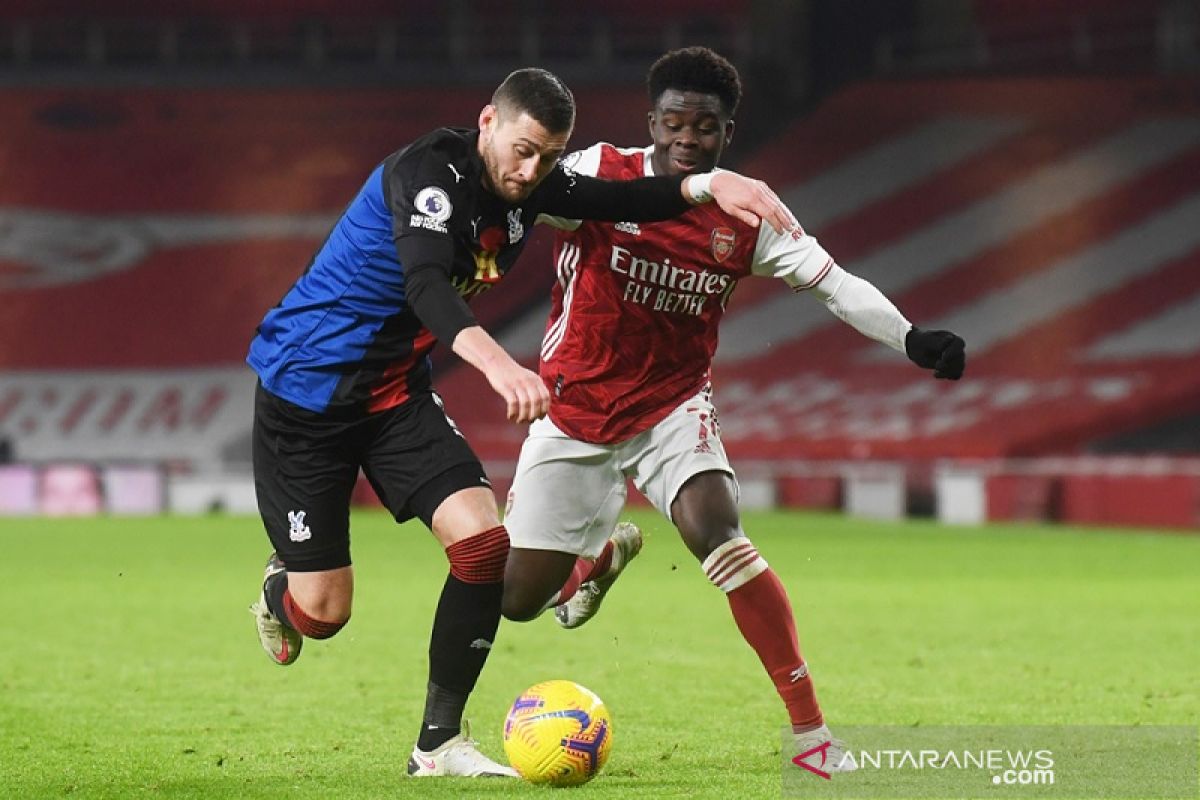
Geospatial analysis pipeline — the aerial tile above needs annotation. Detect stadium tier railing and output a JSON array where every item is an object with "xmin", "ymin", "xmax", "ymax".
[{"xmin": 875, "ymin": 0, "xmax": 1198, "ymax": 76}]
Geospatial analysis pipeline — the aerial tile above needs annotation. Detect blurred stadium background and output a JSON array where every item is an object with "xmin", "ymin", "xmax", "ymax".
[{"xmin": 1, "ymin": 0, "xmax": 1199, "ymax": 532}]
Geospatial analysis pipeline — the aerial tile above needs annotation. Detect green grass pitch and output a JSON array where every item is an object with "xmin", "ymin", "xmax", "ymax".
[{"xmin": 2, "ymin": 510, "xmax": 1197, "ymax": 798}]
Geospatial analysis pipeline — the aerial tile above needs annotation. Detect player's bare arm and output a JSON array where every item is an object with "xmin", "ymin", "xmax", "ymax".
[
  {"xmin": 452, "ymin": 326, "xmax": 550, "ymax": 423},
  {"xmin": 542, "ymin": 161, "xmax": 793, "ymax": 234},
  {"xmin": 683, "ymin": 171, "xmax": 797, "ymax": 235}
]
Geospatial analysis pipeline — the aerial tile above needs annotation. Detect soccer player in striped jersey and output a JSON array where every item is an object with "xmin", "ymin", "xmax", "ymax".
[{"xmin": 500, "ymin": 48, "xmax": 965, "ymax": 768}]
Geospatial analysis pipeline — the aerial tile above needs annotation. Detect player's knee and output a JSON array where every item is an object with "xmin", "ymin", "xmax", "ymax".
[
  {"xmin": 680, "ymin": 523, "xmax": 742, "ymax": 561},
  {"xmin": 500, "ymin": 584, "xmax": 546, "ymax": 623},
  {"xmin": 284, "ymin": 591, "xmax": 350, "ymax": 639}
]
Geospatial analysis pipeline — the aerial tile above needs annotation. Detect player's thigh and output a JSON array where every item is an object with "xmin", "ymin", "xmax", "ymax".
[
  {"xmin": 253, "ymin": 384, "xmax": 359, "ymax": 573},
  {"xmin": 625, "ymin": 386, "xmax": 737, "ymax": 525},
  {"xmin": 504, "ymin": 417, "xmax": 627, "ymax": 559},
  {"xmin": 361, "ymin": 391, "xmax": 494, "ymax": 538}
]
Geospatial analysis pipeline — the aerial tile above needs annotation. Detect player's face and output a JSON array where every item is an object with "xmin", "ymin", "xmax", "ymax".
[
  {"xmin": 478, "ymin": 104, "xmax": 571, "ymax": 203},
  {"xmin": 648, "ymin": 90, "xmax": 733, "ymax": 177}
]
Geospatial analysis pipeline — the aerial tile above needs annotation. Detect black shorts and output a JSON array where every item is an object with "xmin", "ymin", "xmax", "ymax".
[{"xmin": 252, "ymin": 383, "xmax": 489, "ymax": 572}]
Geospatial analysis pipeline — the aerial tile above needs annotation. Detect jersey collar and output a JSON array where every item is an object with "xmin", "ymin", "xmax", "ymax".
[{"xmin": 641, "ymin": 145, "xmax": 656, "ymax": 177}]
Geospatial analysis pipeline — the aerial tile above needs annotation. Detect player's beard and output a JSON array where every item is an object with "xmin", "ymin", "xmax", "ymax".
[{"xmin": 480, "ymin": 141, "xmax": 531, "ymax": 203}]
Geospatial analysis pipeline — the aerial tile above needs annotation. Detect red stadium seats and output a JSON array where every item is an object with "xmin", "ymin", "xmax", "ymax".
[
  {"xmin": 3, "ymin": 78, "xmax": 1198, "ymax": 503},
  {"xmin": 450, "ymin": 78, "xmax": 1200, "ymax": 468}
]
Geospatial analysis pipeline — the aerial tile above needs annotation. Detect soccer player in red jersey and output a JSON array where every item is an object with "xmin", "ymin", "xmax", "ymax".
[
  {"xmin": 500, "ymin": 48, "xmax": 965, "ymax": 767},
  {"xmin": 244, "ymin": 65, "xmax": 799, "ymax": 780}
]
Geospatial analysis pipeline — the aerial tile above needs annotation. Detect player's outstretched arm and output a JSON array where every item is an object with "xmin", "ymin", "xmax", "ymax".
[
  {"xmin": 542, "ymin": 165, "xmax": 795, "ymax": 234},
  {"xmin": 452, "ymin": 326, "xmax": 550, "ymax": 423},
  {"xmin": 756, "ymin": 216, "xmax": 966, "ymax": 380},
  {"xmin": 684, "ymin": 172, "xmax": 798, "ymax": 235},
  {"xmin": 809, "ymin": 264, "xmax": 966, "ymax": 380},
  {"xmin": 904, "ymin": 327, "xmax": 966, "ymax": 380}
]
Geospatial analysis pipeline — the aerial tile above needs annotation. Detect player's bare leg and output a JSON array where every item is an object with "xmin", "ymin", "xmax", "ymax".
[
  {"xmin": 408, "ymin": 486, "xmax": 516, "ymax": 778},
  {"xmin": 249, "ymin": 558, "xmax": 352, "ymax": 665},
  {"xmin": 501, "ymin": 548, "xmax": 580, "ymax": 622},
  {"xmin": 673, "ymin": 470, "xmax": 854, "ymax": 770}
]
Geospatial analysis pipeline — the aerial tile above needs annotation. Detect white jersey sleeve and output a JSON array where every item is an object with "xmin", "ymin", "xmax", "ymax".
[
  {"xmin": 750, "ymin": 221, "xmax": 837, "ymax": 290},
  {"xmin": 812, "ymin": 264, "xmax": 911, "ymax": 352},
  {"xmin": 535, "ymin": 143, "xmax": 607, "ymax": 231},
  {"xmin": 751, "ymin": 217, "xmax": 911, "ymax": 353}
]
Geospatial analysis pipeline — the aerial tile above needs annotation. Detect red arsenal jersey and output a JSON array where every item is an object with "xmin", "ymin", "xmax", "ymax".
[{"xmin": 539, "ymin": 143, "xmax": 836, "ymax": 443}]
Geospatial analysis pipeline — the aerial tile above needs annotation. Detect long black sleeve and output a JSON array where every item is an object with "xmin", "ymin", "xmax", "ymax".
[
  {"xmin": 537, "ymin": 168, "xmax": 691, "ymax": 222},
  {"xmin": 404, "ymin": 259, "xmax": 478, "ymax": 345}
]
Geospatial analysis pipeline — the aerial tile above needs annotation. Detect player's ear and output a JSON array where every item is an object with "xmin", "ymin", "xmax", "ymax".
[
  {"xmin": 647, "ymin": 111, "xmax": 656, "ymax": 138},
  {"xmin": 479, "ymin": 104, "xmax": 498, "ymax": 135},
  {"xmin": 724, "ymin": 118, "xmax": 735, "ymax": 148}
]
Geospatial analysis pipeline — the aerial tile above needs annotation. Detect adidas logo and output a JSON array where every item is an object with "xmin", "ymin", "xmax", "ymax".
[{"xmin": 614, "ymin": 221, "xmax": 641, "ymax": 235}]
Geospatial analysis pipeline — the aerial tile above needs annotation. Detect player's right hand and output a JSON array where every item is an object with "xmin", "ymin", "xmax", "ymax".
[
  {"xmin": 485, "ymin": 361, "xmax": 550, "ymax": 423},
  {"xmin": 708, "ymin": 172, "xmax": 798, "ymax": 236}
]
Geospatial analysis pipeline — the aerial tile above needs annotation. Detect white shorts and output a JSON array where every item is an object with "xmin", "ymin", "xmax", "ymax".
[{"xmin": 504, "ymin": 386, "xmax": 736, "ymax": 557}]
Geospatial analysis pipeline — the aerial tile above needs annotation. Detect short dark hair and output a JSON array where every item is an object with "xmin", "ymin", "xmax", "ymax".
[
  {"xmin": 492, "ymin": 68, "xmax": 576, "ymax": 133},
  {"xmin": 647, "ymin": 46, "xmax": 742, "ymax": 117}
]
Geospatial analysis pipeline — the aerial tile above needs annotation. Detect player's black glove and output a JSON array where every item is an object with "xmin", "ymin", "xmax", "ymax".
[{"xmin": 905, "ymin": 327, "xmax": 966, "ymax": 380}]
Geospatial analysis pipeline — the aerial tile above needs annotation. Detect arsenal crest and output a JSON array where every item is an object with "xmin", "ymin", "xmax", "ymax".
[{"xmin": 710, "ymin": 227, "xmax": 736, "ymax": 263}]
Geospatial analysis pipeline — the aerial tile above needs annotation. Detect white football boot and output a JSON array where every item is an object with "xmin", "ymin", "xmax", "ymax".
[
  {"xmin": 555, "ymin": 521, "xmax": 643, "ymax": 629},
  {"xmin": 248, "ymin": 553, "xmax": 302, "ymax": 666},
  {"xmin": 406, "ymin": 720, "xmax": 518, "ymax": 778},
  {"xmin": 793, "ymin": 724, "xmax": 858, "ymax": 773}
]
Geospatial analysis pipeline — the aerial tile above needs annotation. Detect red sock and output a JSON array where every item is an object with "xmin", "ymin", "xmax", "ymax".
[
  {"xmin": 282, "ymin": 590, "xmax": 346, "ymax": 640},
  {"xmin": 585, "ymin": 541, "xmax": 614, "ymax": 582},
  {"xmin": 446, "ymin": 526, "xmax": 509, "ymax": 584},
  {"xmin": 704, "ymin": 537, "xmax": 823, "ymax": 730},
  {"xmin": 554, "ymin": 541, "xmax": 614, "ymax": 605}
]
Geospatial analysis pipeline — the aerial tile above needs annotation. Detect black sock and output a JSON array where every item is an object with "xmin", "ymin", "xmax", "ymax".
[
  {"xmin": 417, "ymin": 574, "xmax": 502, "ymax": 750},
  {"xmin": 417, "ymin": 683, "xmax": 463, "ymax": 751},
  {"xmin": 263, "ymin": 570, "xmax": 293, "ymax": 628}
]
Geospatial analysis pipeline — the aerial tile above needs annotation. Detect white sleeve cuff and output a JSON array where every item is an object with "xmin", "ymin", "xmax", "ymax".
[{"xmin": 685, "ymin": 172, "xmax": 715, "ymax": 204}]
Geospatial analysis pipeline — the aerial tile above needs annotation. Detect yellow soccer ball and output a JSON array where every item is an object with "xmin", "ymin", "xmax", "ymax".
[{"xmin": 502, "ymin": 679, "xmax": 613, "ymax": 786}]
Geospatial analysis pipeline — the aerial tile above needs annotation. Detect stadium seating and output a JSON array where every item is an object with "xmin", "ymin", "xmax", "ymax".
[
  {"xmin": 0, "ymin": 85, "xmax": 647, "ymax": 468},
  {"xmin": 3, "ymin": 77, "xmax": 1198, "ymax": 524},
  {"xmin": 465, "ymin": 78, "xmax": 1200, "ymax": 468}
]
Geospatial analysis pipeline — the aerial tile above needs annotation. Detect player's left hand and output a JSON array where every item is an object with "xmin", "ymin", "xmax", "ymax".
[
  {"xmin": 905, "ymin": 327, "xmax": 966, "ymax": 380},
  {"xmin": 708, "ymin": 172, "xmax": 798, "ymax": 235}
]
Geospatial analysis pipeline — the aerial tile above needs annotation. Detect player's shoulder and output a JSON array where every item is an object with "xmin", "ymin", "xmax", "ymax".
[
  {"xmin": 396, "ymin": 126, "xmax": 475, "ymax": 162},
  {"xmin": 381, "ymin": 127, "xmax": 479, "ymax": 224},
  {"xmin": 561, "ymin": 142, "xmax": 648, "ymax": 179},
  {"xmin": 386, "ymin": 126, "xmax": 478, "ymax": 192}
]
